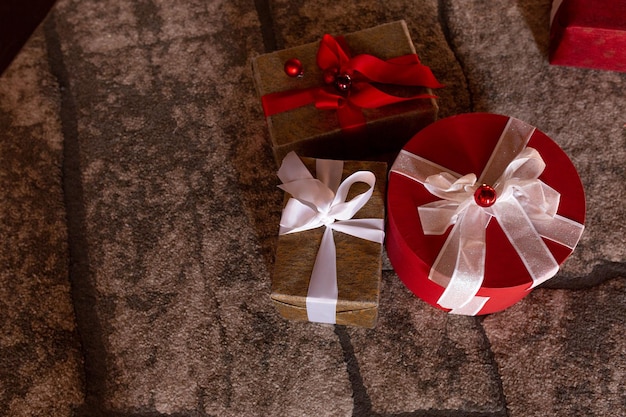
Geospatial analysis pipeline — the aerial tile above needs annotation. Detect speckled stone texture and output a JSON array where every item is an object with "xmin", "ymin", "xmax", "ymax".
[
  {"xmin": 0, "ymin": 0, "xmax": 624, "ymax": 416},
  {"xmin": 0, "ymin": 29, "xmax": 84, "ymax": 416}
]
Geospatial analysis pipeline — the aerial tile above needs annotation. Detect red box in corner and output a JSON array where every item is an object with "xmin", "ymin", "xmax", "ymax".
[{"xmin": 549, "ymin": 0, "xmax": 626, "ymax": 72}]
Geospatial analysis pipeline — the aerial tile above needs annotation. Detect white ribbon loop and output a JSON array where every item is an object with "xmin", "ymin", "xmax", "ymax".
[
  {"xmin": 424, "ymin": 173, "xmax": 477, "ymax": 202},
  {"xmin": 277, "ymin": 152, "xmax": 385, "ymax": 324},
  {"xmin": 390, "ymin": 117, "xmax": 584, "ymax": 314},
  {"xmin": 491, "ymin": 199, "xmax": 559, "ymax": 288},
  {"xmin": 331, "ymin": 219, "xmax": 386, "ymax": 244},
  {"xmin": 278, "ymin": 179, "xmax": 335, "ymax": 213},
  {"xmin": 329, "ymin": 171, "xmax": 376, "ymax": 221}
]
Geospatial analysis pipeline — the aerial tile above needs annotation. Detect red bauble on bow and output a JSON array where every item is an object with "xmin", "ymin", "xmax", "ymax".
[{"xmin": 262, "ymin": 34, "xmax": 444, "ymax": 131}]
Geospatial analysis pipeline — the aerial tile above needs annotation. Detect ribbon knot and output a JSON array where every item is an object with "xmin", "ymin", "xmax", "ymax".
[
  {"xmin": 277, "ymin": 152, "xmax": 385, "ymax": 324},
  {"xmin": 262, "ymin": 33, "xmax": 444, "ymax": 131},
  {"xmin": 391, "ymin": 117, "xmax": 584, "ymax": 315},
  {"xmin": 317, "ymin": 211, "xmax": 336, "ymax": 226}
]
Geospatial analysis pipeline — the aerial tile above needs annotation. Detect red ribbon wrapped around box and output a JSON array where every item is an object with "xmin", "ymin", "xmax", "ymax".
[
  {"xmin": 261, "ymin": 34, "xmax": 443, "ymax": 131},
  {"xmin": 549, "ymin": 0, "xmax": 626, "ymax": 72},
  {"xmin": 386, "ymin": 113, "xmax": 586, "ymax": 315}
]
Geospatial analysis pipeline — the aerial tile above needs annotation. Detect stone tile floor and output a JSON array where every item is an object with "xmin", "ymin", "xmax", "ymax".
[{"xmin": 0, "ymin": 0, "xmax": 624, "ymax": 416}]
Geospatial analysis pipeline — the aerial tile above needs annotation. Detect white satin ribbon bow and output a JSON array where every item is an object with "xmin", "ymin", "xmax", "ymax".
[
  {"xmin": 391, "ymin": 117, "xmax": 584, "ymax": 315},
  {"xmin": 277, "ymin": 151, "xmax": 385, "ymax": 324}
]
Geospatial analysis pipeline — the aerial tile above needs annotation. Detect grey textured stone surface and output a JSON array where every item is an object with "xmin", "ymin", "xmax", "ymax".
[
  {"xmin": 483, "ymin": 278, "xmax": 626, "ymax": 417},
  {"xmin": 0, "ymin": 29, "xmax": 84, "ymax": 417},
  {"xmin": 349, "ymin": 272, "xmax": 504, "ymax": 414},
  {"xmin": 0, "ymin": 0, "xmax": 624, "ymax": 416}
]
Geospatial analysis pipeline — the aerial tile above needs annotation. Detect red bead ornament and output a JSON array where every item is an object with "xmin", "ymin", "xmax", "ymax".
[
  {"xmin": 322, "ymin": 68, "xmax": 338, "ymax": 85},
  {"xmin": 334, "ymin": 73, "xmax": 352, "ymax": 92},
  {"xmin": 284, "ymin": 58, "xmax": 304, "ymax": 78},
  {"xmin": 322, "ymin": 68, "xmax": 352, "ymax": 92},
  {"xmin": 474, "ymin": 184, "xmax": 497, "ymax": 207}
]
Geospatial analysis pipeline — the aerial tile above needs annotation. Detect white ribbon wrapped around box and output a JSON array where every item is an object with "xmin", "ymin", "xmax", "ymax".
[
  {"xmin": 270, "ymin": 152, "xmax": 386, "ymax": 327},
  {"xmin": 388, "ymin": 115, "xmax": 585, "ymax": 315}
]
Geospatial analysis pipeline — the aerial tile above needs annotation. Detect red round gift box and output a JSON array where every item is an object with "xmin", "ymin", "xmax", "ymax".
[{"xmin": 386, "ymin": 113, "xmax": 586, "ymax": 315}]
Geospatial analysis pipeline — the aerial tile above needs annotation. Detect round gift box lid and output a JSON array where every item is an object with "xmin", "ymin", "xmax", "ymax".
[{"xmin": 386, "ymin": 113, "xmax": 586, "ymax": 315}]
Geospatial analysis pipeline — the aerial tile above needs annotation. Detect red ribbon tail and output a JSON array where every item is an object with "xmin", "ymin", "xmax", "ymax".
[
  {"xmin": 349, "ymin": 54, "xmax": 444, "ymax": 89},
  {"xmin": 261, "ymin": 87, "xmax": 319, "ymax": 117},
  {"xmin": 313, "ymin": 89, "xmax": 344, "ymax": 110},
  {"xmin": 350, "ymin": 83, "xmax": 437, "ymax": 109},
  {"xmin": 312, "ymin": 89, "xmax": 366, "ymax": 132},
  {"xmin": 337, "ymin": 104, "xmax": 367, "ymax": 132}
]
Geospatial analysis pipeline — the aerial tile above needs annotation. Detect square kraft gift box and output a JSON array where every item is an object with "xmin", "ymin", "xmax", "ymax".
[
  {"xmin": 549, "ymin": 0, "xmax": 626, "ymax": 72},
  {"xmin": 386, "ymin": 114, "xmax": 586, "ymax": 315},
  {"xmin": 252, "ymin": 20, "xmax": 441, "ymax": 165},
  {"xmin": 271, "ymin": 152, "xmax": 386, "ymax": 328}
]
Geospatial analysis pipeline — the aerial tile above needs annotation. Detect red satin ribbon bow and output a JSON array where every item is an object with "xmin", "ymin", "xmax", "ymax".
[{"xmin": 261, "ymin": 34, "xmax": 444, "ymax": 131}]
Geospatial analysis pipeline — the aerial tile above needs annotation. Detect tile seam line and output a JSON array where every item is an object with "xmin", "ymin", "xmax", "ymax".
[
  {"xmin": 476, "ymin": 317, "xmax": 510, "ymax": 417},
  {"xmin": 43, "ymin": 10, "xmax": 109, "ymax": 415},
  {"xmin": 253, "ymin": 0, "xmax": 278, "ymax": 52},
  {"xmin": 437, "ymin": 0, "xmax": 474, "ymax": 112},
  {"xmin": 334, "ymin": 325, "xmax": 375, "ymax": 416}
]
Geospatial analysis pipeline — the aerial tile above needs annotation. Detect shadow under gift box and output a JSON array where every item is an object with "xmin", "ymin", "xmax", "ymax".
[
  {"xmin": 549, "ymin": 0, "xmax": 626, "ymax": 72},
  {"xmin": 271, "ymin": 157, "xmax": 387, "ymax": 328},
  {"xmin": 251, "ymin": 20, "xmax": 439, "ymax": 165},
  {"xmin": 386, "ymin": 113, "xmax": 586, "ymax": 315}
]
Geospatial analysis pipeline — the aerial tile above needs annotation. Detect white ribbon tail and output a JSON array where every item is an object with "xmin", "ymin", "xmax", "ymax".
[
  {"xmin": 330, "ymin": 171, "xmax": 376, "ymax": 221},
  {"xmin": 305, "ymin": 219, "xmax": 384, "ymax": 325},
  {"xmin": 391, "ymin": 149, "xmax": 462, "ymax": 183},
  {"xmin": 316, "ymin": 157, "xmax": 343, "ymax": 193},
  {"xmin": 418, "ymin": 200, "xmax": 463, "ymax": 235},
  {"xmin": 449, "ymin": 296, "xmax": 490, "ymax": 315},
  {"xmin": 492, "ymin": 199, "xmax": 559, "ymax": 288},
  {"xmin": 278, "ymin": 178, "xmax": 335, "ymax": 212},
  {"xmin": 279, "ymin": 198, "xmax": 323, "ymax": 235},
  {"xmin": 533, "ymin": 214, "xmax": 585, "ymax": 250},
  {"xmin": 435, "ymin": 205, "xmax": 491, "ymax": 310},
  {"xmin": 479, "ymin": 117, "xmax": 536, "ymax": 185},
  {"xmin": 277, "ymin": 151, "xmax": 315, "ymax": 183},
  {"xmin": 330, "ymin": 218, "xmax": 385, "ymax": 243},
  {"xmin": 306, "ymin": 226, "xmax": 339, "ymax": 324}
]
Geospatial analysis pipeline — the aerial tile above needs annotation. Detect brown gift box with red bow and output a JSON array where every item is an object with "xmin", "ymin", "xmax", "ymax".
[{"xmin": 251, "ymin": 20, "xmax": 440, "ymax": 165}]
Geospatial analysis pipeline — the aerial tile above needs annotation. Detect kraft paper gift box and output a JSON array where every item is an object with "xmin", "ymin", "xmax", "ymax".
[
  {"xmin": 271, "ymin": 152, "xmax": 386, "ymax": 328},
  {"xmin": 252, "ymin": 20, "xmax": 442, "ymax": 165},
  {"xmin": 549, "ymin": 0, "xmax": 626, "ymax": 72},
  {"xmin": 386, "ymin": 113, "xmax": 586, "ymax": 315}
]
